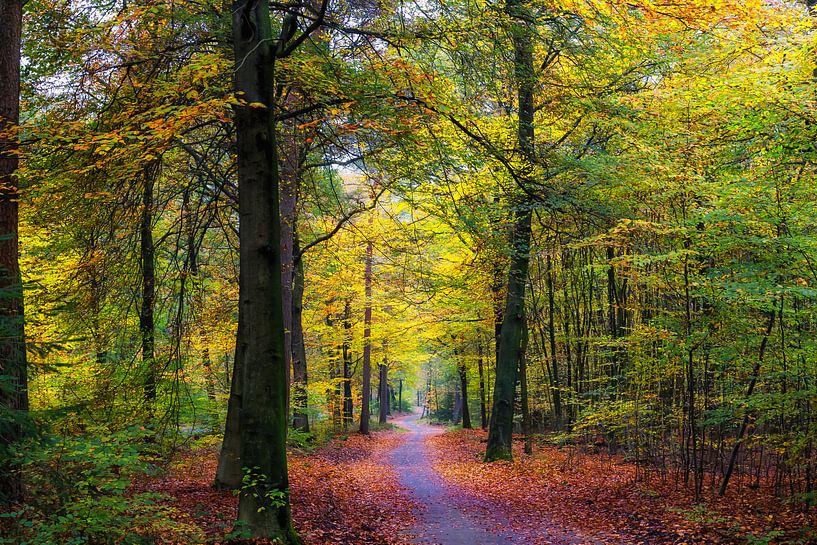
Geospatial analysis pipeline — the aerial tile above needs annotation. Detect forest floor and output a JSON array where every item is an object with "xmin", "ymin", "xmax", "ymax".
[{"xmin": 142, "ymin": 414, "xmax": 817, "ymax": 545}]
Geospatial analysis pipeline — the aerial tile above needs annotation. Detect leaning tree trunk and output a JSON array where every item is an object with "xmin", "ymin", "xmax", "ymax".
[
  {"xmin": 229, "ymin": 1, "xmax": 301, "ymax": 540},
  {"xmin": 485, "ymin": 0, "xmax": 535, "ymax": 462},
  {"xmin": 485, "ymin": 209, "xmax": 532, "ymax": 461},
  {"xmin": 719, "ymin": 310, "xmax": 776, "ymax": 497},
  {"xmin": 0, "ymin": 0, "xmax": 29, "ymax": 504}
]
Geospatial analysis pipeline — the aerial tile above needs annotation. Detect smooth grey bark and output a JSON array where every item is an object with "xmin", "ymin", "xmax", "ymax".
[
  {"xmin": 0, "ymin": 0, "xmax": 29, "ymax": 504},
  {"xmin": 279, "ymin": 119, "xmax": 298, "ymax": 417},
  {"xmin": 228, "ymin": 0, "xmax": 301, "ymax": 540}
]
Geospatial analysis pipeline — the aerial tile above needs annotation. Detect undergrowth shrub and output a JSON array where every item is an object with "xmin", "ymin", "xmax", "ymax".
[{"xmin": 1, "ymin": 426, "xmax": 203, "ymax": 545}]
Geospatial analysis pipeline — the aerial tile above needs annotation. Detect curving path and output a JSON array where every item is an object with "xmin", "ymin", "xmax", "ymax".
[{"xmin": 389, "ymin": 412, "xmax": 514, "ymax": 545}]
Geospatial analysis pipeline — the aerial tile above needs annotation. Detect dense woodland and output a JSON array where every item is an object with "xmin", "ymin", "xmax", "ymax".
[{"xmin": 3, "ymin": 0, "xmax": 817, "ymax": 543}]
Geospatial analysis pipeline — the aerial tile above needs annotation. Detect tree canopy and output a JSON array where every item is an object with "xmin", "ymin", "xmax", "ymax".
[{"xmin": 3, "ymin": 0, "xmax": 817, "ymax": 543}]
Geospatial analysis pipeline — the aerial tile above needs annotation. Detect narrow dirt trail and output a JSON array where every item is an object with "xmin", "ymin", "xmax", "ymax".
[
  {"xmin": 390, "ymin": 412, "xmax": 607, "ymax": 545},
  {"xmin": 389, "ymin": 412, "xmax": 514, "ymax": 545}
]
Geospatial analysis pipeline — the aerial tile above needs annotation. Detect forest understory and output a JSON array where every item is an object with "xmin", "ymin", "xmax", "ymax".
[
  {"xmin": 131, "ymin": 418, "xmax": 817, "ymax": 545},
  {"xmin": 6, "ymin": 0, "xmax": 817, "ymax": 544}
]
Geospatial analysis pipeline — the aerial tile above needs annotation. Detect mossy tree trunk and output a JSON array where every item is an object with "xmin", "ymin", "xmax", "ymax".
[{"xmin": 485, "ymin": 0, "xmax": 535, "ymax": 462}]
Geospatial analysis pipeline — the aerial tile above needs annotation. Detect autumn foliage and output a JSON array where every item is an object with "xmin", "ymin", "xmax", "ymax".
[
  {"xmin": 429, "ymin": 429, "xmax": 817, "ymax": 545},
  {"xmin": 138, "ymin": 431, "xmax": 416, "ymax": 545}
]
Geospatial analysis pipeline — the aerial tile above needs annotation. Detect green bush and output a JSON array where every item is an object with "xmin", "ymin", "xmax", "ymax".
[
  {"xmin": 2, "ymin": 427, "xmax": 203, "ymax": 545},
  {"xmin": 286, "ymin": 427, "xmax": 315, "ymax": 450}
]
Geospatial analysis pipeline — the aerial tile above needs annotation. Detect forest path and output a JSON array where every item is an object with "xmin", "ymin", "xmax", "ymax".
[
  {"xmin": 389, "ymin": 412, "xmax": 596, "ymax": 545},
  {"xmin": 389, "ymin": 411, "xmax": 513, "ymax": 545}
]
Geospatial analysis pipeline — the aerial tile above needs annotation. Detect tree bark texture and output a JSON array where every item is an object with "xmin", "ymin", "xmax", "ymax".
[
  {"xmin": 229, "ymin": 1, "xmax": 301, "ymax": 540},
  {"xmin": 485, "ymin": 0, "xmax": 535, "ymax": 462},
  {"xmin": 0, "ymin": 0, "xmax": 29, "ymax": 504}
]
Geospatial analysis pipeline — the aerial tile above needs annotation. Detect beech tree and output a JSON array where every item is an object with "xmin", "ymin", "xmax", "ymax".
[
  {"xmin": 482, "ymin": 0, "xmax": 535, "ymax": 462},
  {"xmin": 0, "ymin": 0, "xmax": 29, "ymax": 504},
  {"xmin": 222, "ymin": 0, "xmax": 324, "ymax": 537},
  {"xmin": 7, "ymin": 1, "xmax": 817, "ymax": 543}
]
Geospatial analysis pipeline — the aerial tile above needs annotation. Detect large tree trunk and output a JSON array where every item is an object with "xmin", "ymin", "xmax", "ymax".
[
  {"xmin": 140, "ymin": 162, "xmax": 158, "ymax": 408},
  {"xmin": 485, "ymin": 0, "xmax": 535, "ymax": 462},
  {"xmin": 485, "ymin": 209, "xmax": 532, "ymax": 461},
  {"xmin": 291, "ymin": 236, "xmax": 309, "ymax": 432},
  {"xmin": 0, "ymin": 0, "xmax": 29, "ymax": 504},
  {"xmin": 230, "ymin": 1, "xmax": 300, "ymax": 540},
  {"xmin": 359, "ymin": 236, "xmax": 374, "ymax": 434}
]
